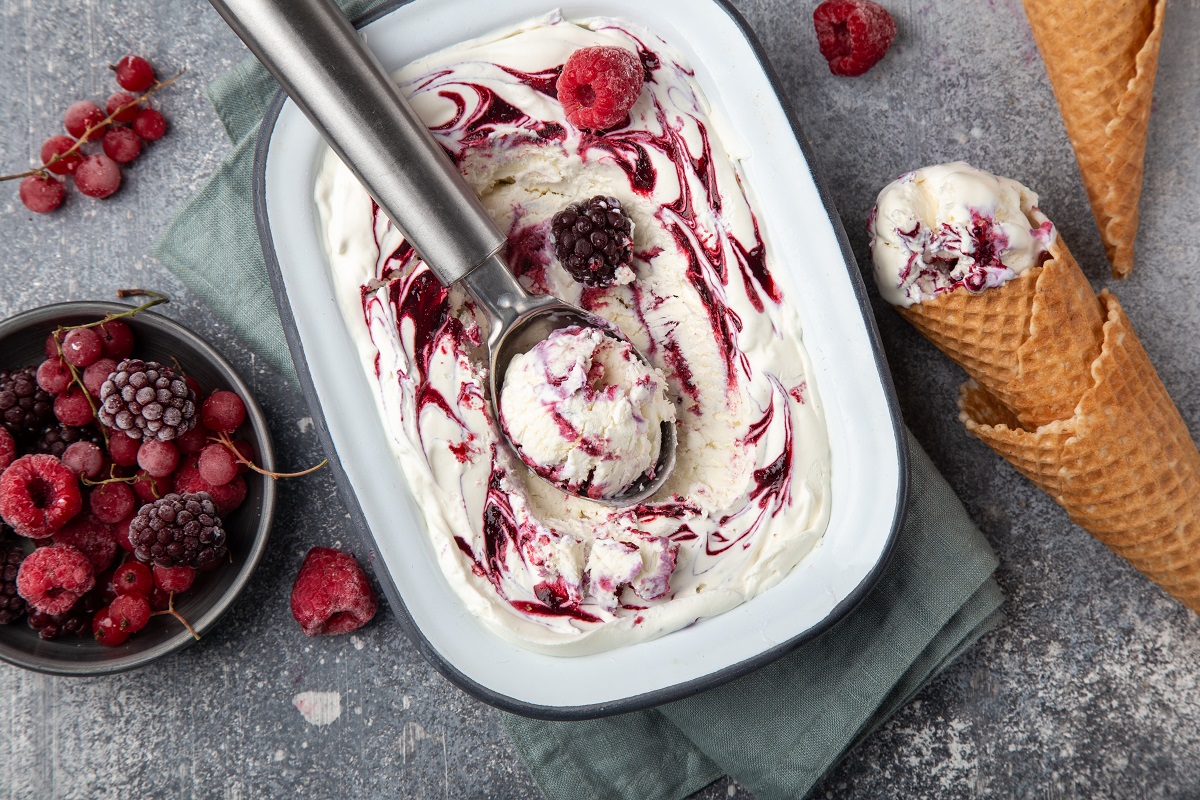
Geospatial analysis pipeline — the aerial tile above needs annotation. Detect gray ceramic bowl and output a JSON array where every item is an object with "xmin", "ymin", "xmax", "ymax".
[{"xmin": 0, "ymin": 301, "xmax": 276, "ymax": 675}]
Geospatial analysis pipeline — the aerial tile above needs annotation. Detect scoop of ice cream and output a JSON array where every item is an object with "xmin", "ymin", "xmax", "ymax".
[
  {"xmin": 499, "ymin": 326, "xmax": 676, "ymax": 499},
  {"xmin": 869, "ymin": 162, "xmax": 1057, "ymax": 307}
]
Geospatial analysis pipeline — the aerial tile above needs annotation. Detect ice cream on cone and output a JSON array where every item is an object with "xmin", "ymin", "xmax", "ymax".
[
  {"xmin": 871, "ymin": 162, "xmax": 1200, "ymax": 613},
  {"xmin": 1021, "ymin": 0, "xmax": 1167, "ymax": 278}
]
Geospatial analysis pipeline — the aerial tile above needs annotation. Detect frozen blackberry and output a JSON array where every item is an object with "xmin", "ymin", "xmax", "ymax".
[
  {"xmin": 0, "ymin": 540, "xmax": 27, "ymax": 625},
  {"xmin": 550, "ymin": 196, "xmax": 634, "ymax": 287},
  {"xmin": 97, "ymin": 359, "xmax": 197, "ymax": 442},
  {"xmin": 0, "ymin": 366, "xmax": 53, "ymax": 441},
  {"xmin": 129, "ymin": 492, "xmax": 227, "ymax": 569},
  {"xmin": 35, "ymin": 422, "xmax": 104, "ymax": 457},
  {"xmin": 26, "ymin": 597, "xmax": 99, "ymax": 640}
]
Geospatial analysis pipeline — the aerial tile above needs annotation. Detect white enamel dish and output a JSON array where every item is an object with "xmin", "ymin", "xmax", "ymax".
[{"xmin": 253, "ymin": 0, "xmax": 908, "ymax": 719}]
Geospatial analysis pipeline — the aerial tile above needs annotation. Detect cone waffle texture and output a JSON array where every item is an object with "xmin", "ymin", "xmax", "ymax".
[
  {"xmin": 959, "ymin": 290, "xmax": 1200, "ymax": 609},
  {"xmin": 898, "ymin": 239, "xmax": 1104, "ymax": 428},
  {"xmin": 1021, "ymin": 0, "xmax": 1167, "ymax": 278}
]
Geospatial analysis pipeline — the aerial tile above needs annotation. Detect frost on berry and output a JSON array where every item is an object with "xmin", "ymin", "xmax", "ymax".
[
  {"xmin": 97, "ymin": 319, "xmax": 135, "ymax": 360},
  {"xmin": 108, "ymin": 432, "xmax": 141, "ymax": 466},
  {"xmin": 174, "ymin": 456, "xmax": 247, "ymax": 515},
  {"xmin": 37, "ymin": 358, "xmax": 72, "ymax": 395},
  {"xmin": 61, "ymin": 441, "xmax": 104, "ymax": 480},
  {"xmin": 106, "ymin": 91, "xmax": 140, "ymax": 124},
  {"xmin": 556, "ymin": 46, "xmax": 645, "ymax": 131},
  {"xmin": 102, "ymin": 127, "xmax": 143, "ymax": 164},
  {"xmin": 152, "ymin": 564, "xmax": 195, "ymax": 594},
  {"xmin": 200, "ymin": 390, "xmax": 246, "ymax": 433},
  {"xmin": 16, "ymin": 543, "xmax": 95, "ymax": 615},
  {"xmin": 290, "ymin": 547, "xmax": 378, "ymax": 636},
  {"xmin": 812, "ymin": 0, "xmax": 897, "ymax": 77},
  {"xmin": 40, "ymin": 135, "xmax": 83, "ymax": 175},
  {"xmin": 114, "ymin": 55, "xmax": 156, "ymax": 92},
  {"xmin": 53, "ymin": 515, "xmax": 119, "ymax": 573},
  {"xmin": 62, "ymin": 327, "xmax": 102, "ymax": 368},
  {"xmin": 0, "ymin": 427, "xmax": 15, "ymax": 472},
  {"xmin": 0, "ymin": 454, "xmax": 83, "ymax": 538},
  {"xmin": 83, "ymin": 358, "xmax": 118, "ymax": 398},
  {"xmin": 19, "ymin": 175, "xmax": 66, "ymax": 214},
  {"xmin": 92, "ymin": 609, "xmax": 129, "ymax": 646},
  {"xmin": 64, "ymin": 101, "xmax": 107, "ymax": 141},
  {"xmin": 53, "ymin": 386, "xmax": 95, "ymax": 428},
  {"xmin": 108, "ymin": 592, "xmax": 150, "ymax": 633},
  {"xmin": 198, "ymin": 443, "xmax": 238, "ymax": 486},
  {"xmin": 113, "ymin": 560, "xmax": 153, "ymax": 595},
  {"xmin": 90, "ymin": 481, "xmax": 136, "ymax": 524},
  {"xmin": 74, "ymin": 154, "xmax": 123, "ymax": 199}
]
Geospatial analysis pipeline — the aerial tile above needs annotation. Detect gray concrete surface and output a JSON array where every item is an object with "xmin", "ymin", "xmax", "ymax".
[{"xmin": 1, "ymin": 0, "xmax": 1198, "ymax": 797}]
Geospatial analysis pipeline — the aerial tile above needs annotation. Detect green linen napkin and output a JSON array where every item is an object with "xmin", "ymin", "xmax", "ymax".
[{"xmin": 153, "ymin": 6, "xmax": 1005, "ymax": 797}]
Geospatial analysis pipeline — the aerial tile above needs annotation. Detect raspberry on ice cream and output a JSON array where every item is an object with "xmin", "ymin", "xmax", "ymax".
[
  {"xmin": 499, "ymin": 326, "xmax": 675, "ymax": 499},
  {"xmin": 556, "ymin": 45, "xmax": 644, "ymax": 131},
  {"xmin": 0, "ymin": 454, "xmax": 83, "ymax": 538},
  {"xmin": 16, "ymin": 543, "xmax": 95, "ymax": 615},
  {"xmin": 290, "ymin": 547, "xmax": 378, "ymax": 636},
  {"xmin": 869, "ymin": 162, "xmax": 1057, "ymax": 307},
  {"xmin": 812, "ymin": 0, "xmax": 897, "ymax": 77}
]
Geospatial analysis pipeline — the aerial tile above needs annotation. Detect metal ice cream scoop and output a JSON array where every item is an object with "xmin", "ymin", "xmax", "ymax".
[{"xmin": 209, "ymin": 0, "xmax": 676, "ymax": 506}]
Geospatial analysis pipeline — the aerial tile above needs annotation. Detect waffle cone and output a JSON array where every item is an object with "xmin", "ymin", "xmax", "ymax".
[
  {"xmin": 1021, "ymin": 0, "xmax": 1167, "ymax": 277},
  {"xmin": 898, "ymin": 238, "xmax": 1104, "ymax": 428},
  {"xmin": 960, "ymin": 291, "xmax": 1200, "ymax": 610}
]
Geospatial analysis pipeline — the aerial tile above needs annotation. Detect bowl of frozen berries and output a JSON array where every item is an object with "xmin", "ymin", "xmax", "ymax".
[{"xmin": 0, "ymin": 296, "xmax": 276, "ymax": 674}]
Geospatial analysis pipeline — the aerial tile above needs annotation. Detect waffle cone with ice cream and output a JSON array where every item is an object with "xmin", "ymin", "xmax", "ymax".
[
  {"xmin": 871, "ymin": 162, "xmax": 1200, "ymax": 612},
  {"xmin": 1020, "ymin": 0, "xmax": 1167, "ymax": 278}
]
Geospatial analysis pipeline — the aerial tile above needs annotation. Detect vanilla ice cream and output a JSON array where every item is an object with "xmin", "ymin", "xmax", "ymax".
[
  {"xmin": 315, "ymin": 13, "xmax": 831, "ymax": 655},
  {"xmin": 869, "ymin": 162, "xmax": 1057, "ymax": 306},
  {"xmin": 500, "ymin": 326, "xmax": 674, "ymax": 500}
]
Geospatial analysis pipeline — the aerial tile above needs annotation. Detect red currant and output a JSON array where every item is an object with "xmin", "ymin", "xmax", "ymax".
[
  {"xmin": 102, "ymin": 127, "xmax": 142, "ymax": 164},
  {"xmin": 54, "ymin": 386, "xmax": 95, "ymax": 427},
  {"xmin": 74, "ymin": 154, "xmax": 122, "ymax": 199},
  {"xmin": 136, "ymin": 438, "xmax": 178, "ymax": 478},
  {"xmin": 108, "ymin": 593, "xmax": 151, "ymax": 633},
  {"xmin": 105, "ymin": 91, "xmax": 140, "ymax": 124},
  {"xmin": 153, "ymin": 565, "xmax": 195, "ymax": 594},
  {"xmin": 62, "ymin": 327, "xmax": 103, "ymax": 367},
  {"xmin": 62, "ymin": 441, "xmax": 105, "ymax": 480},
  {"xmin": 64, "ymin": 101, "xmax": 107, "ymax": 141},
  {"xmin": 114, "ymin": 55, "xmax": 156, "ymax": 92},
  {"xmin": 108, "ymin": 432, "xmax": 141, "ymax": 467},
  {"xmin": 90, "ymin": 481, "xmax": 136, "ymax": 524},
  {"xmin": 201, "ymin": 391, "xmax": 246, "ymax": 433},
  {"xmin": 19, "ymin": 175, "xmax": 65, "ymax": 214},
  {"xmin": 82, "ymin": 357, "xmax": 117, "ymax": 397},
  {"xmin": 112, "ymin": 560, "xmax": 153, "ymax": 596},
  {"xmin": 97, "ymin": 319, "xmax": 135, "ymax": 359},
  {"xmin": 92, "ymin": 609, "xmax": 130, "ymax": 646},
  {"xmin": 132, "ymin": 108, "xmax": 167, "ymax": 141},
  {"xmin": 40, "ymin": 135, "xmax": 83, "ymax": 175},
  {"xmin": 198, "ymin": 443, "xmax": 238, "ymax": 486},
  {"xmin": 36, "ymin": 357, "xmax": 72, "ymax": 395}
]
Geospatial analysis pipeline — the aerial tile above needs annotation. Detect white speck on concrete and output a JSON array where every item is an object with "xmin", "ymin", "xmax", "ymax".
[
  {"xmin": 403, "ymin": 694, "xmax": 412, "ymax": 709},
  {"xmin": 293, "ymin": 691, "xmax": 342, "ymax": 726},
  {"xmin": 351, "ymin": 635, "xmax": 365, "ymax": 651},
  {"xmin": 273, "ymin": 749, "xmax": 286, "ymax": 762},
  {"xmin": 297, "ymin": 416, "xmax": 313, "ymax": 432}
]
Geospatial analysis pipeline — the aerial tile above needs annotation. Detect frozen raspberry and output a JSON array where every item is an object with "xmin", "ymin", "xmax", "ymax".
[
  {"xmin": 198, "ymin": 443, "xmax": 237, "ymax": 486},
  {"xmin": 0, "ymin": 428, "xmax": 14, "ymax": 472},
  {"xmin": 0, "ymin": 541, "xmax": 27, "ymax": 624},
  {"xmin": 290, "ymin": 547, "xmax": 378, "ymax": 636},
  {"xmin": 108, "ymin": 432, "xmax": 141, "ymax": 466},
  {"xmin": 152, "ymin": 564, "xmax": 195, "ymax": 594},
  {"xmin": 16, "ymin": 543, "xmax": 95, "ymax": 615},
  {"xmin": 92, "ymin": 608, "xmax": 130, "ymax": 645},
  {"xmin": 74, "ymin": 154, "xmax": 122, "ymax": 199},
  {"xmin": 114, "ymin": 55, "xmax": 156, "ymax": 92},
  {"xmin": 61, "ymin": 441, "xmax": 104, "ymax": 480},
  {"xmin": 53, "ymin": 515, "xmax": 118, "ymax": 573},
  {"xmin": 53, "ymin": 386, "xmax": 95, "ymax": 428},
  {"xmin": 97, "ymin": 320, "xmax": 135, "ymax": 360},
  {"xmin": 0, "ymin": 454, "xmax": 83, "ymax": 538},
  {"xmin": 107, "ymin": 592, "xmax": 150, "ymax": 633},
  {"xmin": 40, "ymin": 135, "xmax": 83, "ymax": 175},
  {"xmin": 112, "ymin": 559, "xmax": 152, "ymax": 595},
  {"xmin": 102, "ymin": 127, "xmax": 142, "ymax": 164},
  {"xmin": 105, "ymin": 91, "xmax": 140, "ymax": 124},
  {"xmin": 200, "ymin": 391, "xmax": 246, "ymax": 433},
  {"xmin": 83, "ymin": 358, "xmax": 118, "ymax": 398},
  {"xmin": 556, "ymin": 46, "xmax": 644, "ymax": 131},
  {"xmin": 90, "ymin": 481, "xmax": 135, "ymax": 524},
  {"xmin": 0, "ymin": 366, "xmax": 53, "ymax": 440},
  {"xmin": 174, "ymin": 457, "xmax": 246, "ymax": 514},
  {"xmin": 813, "ymin": 0, "xmax": 897, "ymax": 77},
  {"xmin": 133, "ymin": 108, "xmax": 167, "ymax": 141},
  {"xmin": 98, "ymin": 359, "xmax": 196, "ymax": 442},
  {"xmin": 36, "ymin": 357, "xmax": 72, "ymax": 395},
  {"xmin": 133, "ymin": 469, "xmax": 172, "ymax": 502},
  {"xmin": 36, "ymin": 422, "xmax": 103, "ymax": 458},
  {"xmin": 19, "ymin": 175, "xmax": 65, "ymax": 214},
  {"xmin": 129, "ymin": 492, "xmax": 227, "ymax": 569},
  {"xmin": 64, "ymin": 101, "xmax": 107, "ymax": 140},
  {"xmin": 550, "ymin": 195, "xmax": 634, "ymax": 287},
  {"xmin": 62, "ymin": 328, "xmax": 103, "ymax": 368}
]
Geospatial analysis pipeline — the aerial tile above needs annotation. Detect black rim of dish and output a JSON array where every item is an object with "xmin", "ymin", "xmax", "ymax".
[
  {"xmin": 0, "ymin": 301, "xmax": 277, "ymax": 676},
  {"xmin": 251, "ymin": 0, "xmax": 910, "ymax": 720}
]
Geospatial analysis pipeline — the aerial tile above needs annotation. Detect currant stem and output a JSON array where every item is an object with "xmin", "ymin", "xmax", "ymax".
[
  {"xmin": 151, "ymin": 593, "xmax": 200, "ymax": 640},
  {"xmin": 213, "ymin": 430, "xmax": 328, "ymax": 479},
  {"xmin": 0, "ymin": 68, "xmax": 185, "ymax": 183}
]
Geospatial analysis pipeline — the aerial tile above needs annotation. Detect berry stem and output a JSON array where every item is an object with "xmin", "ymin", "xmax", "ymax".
[
  {"xmin": 151, "ymin": 592, "xmax": 200, "ymax": 640},
  {"xmin": 212, "ymin": 430, "xmax": 328, "ymax": 479},
  {"xmin": 0, "ymin": 68, "xmax": 185, "ymax": 183}
]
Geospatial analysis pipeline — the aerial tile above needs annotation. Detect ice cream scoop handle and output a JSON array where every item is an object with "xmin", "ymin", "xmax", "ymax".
[{"xmin": 209, "ymin": 0, "xmax": 506, "ymax": 285}]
